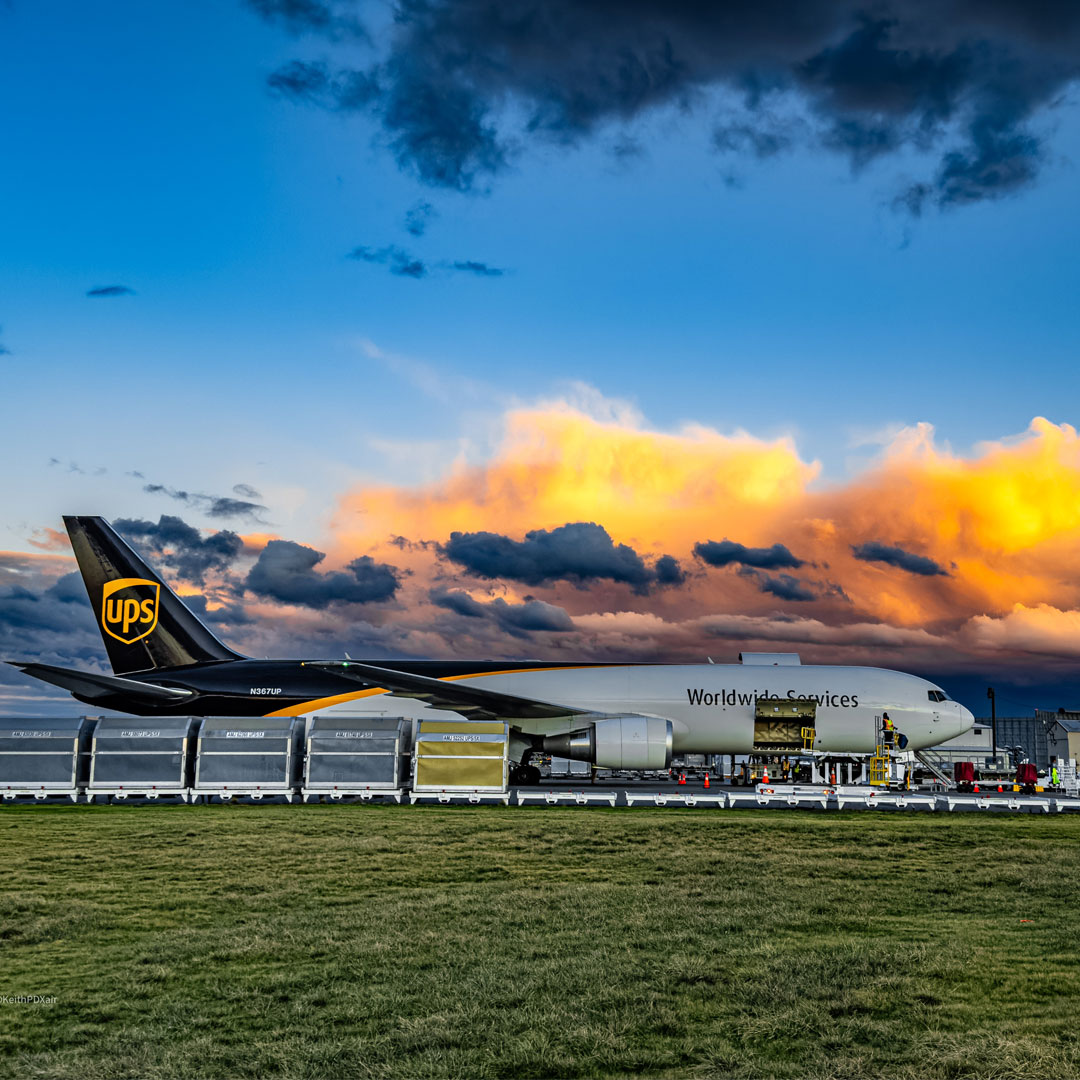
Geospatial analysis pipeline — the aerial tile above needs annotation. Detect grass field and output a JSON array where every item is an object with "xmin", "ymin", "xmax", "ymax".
[{"xmin": 2, "ymin": 805, "xmax": 1079, "ymax": 1080}]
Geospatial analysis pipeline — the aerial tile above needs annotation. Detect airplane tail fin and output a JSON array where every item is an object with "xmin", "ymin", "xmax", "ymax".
[{"xmin": 64, "ymin": 515, "xmax": 245, "ymax": 675}]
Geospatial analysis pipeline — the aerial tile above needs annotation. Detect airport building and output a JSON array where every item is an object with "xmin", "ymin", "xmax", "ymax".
[
  {"xmin": 928, "ymin": 710, "xmax": 1080, "ymax": 775},
  {"xmin": 1040, "ymin": 710, "xmax": 1080, "ymax": 767}
]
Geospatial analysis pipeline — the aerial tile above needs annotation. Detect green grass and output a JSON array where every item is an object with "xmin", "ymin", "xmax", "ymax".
[{"xmin": 1, "ymin": 806, "xmax": 1079, "ymax": 1079}]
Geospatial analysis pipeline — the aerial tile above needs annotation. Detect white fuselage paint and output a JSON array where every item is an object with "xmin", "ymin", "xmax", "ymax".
[{"xmin": 319, "ymin": 662, "xmax": 974, "ymax": 754}]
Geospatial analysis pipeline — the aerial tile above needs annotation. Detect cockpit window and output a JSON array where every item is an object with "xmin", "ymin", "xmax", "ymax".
[{"xmin": 927, "ymin": 690, "xmax": 949, "ymax": 702}]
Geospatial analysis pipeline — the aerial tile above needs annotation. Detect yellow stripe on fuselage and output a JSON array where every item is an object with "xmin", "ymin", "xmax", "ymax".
[{"xmin": 262, "ymin": 665, "xmax": 608, "ymax": 718}]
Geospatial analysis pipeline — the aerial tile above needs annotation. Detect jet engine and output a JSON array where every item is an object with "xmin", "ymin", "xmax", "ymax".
[{"xmin": 543, "ymin": 716, "xmax": 673, "ymax": 770}]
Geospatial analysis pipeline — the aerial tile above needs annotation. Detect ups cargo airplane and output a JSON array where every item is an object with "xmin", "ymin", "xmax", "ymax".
[{"xmin": 9, "ymin": 517, "xmax": 974, "ymax": 783}]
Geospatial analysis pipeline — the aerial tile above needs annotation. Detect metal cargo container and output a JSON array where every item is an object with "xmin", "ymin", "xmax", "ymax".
[
  {"xmin": 413, "ymin": 719, "xmax": 509, "ymax": 792},
  {"xmin": 193, "ymin": 717, "xmax": 303, "ymax": 800},
  {"xmin": 87, "ymin": 717, "xmax": 198, "ymax": 800},
  {"xmin": 549, "ymin": 755, "xmax": 590, "ymax": 777},
  {"xmin": 0, "ymin": 717, "xmax": 92, "ymax": 800},
  {"xmin": 302, "ymin": 716, "xmax": 409, "ymax": 800}
]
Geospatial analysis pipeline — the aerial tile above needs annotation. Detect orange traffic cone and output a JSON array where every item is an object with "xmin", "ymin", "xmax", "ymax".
[
  {"xmin": 678, "ymin": 772, "xmax": 686, "ymax": 785},
  {"xmin": 703, "ymin": 773, "xmax": 711, "ymax": 789},
  {"xmin": 973, "ymin": 783, "xmax": 980, "ymax": 793},
  {"xmin": 997, "ymin": 785, "xmax": 1003, "ymax": 793},
  {"xmin": 762, "ymin": 765, "xmax": 769, "ymax": 784}
]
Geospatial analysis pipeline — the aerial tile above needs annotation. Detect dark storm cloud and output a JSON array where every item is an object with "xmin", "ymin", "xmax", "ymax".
[
  {"xmin": 404, "ymin": 200, "xmax": 436, "ymax": 236},
  {"xmin": 0, "ymin": 563, "xmax": 106, "ymax": 682},
  {"xmin": 0, "ymin": 571, "xmax": 89, "ymax": 632},
  {"xmin": 348, "ymin": 244, "xmax": 427, "ymax": 278},
  {"xmin": 738, "ymin": 569, "xmax": 817, "ymax": 602},
  {"xmin": 142, "ymin": 483, "xmax": 268, "ymax": 522},
  {"xmin": 257, "ymin": 0, "xmax": 1080, "ymax": 208},
  {"xmin": 86, "ymin": 284, "xmax": 135, "ymax": 297},
  {"xmin": 694, "ymin": 539, "xmax": 804, "ymax": 570},
  {"xmin": 183, "ymin": 594, "xmax": 255, "ymax": 626},
  {"xmin": 654, "ymin": 554, "xmax": 687, "ymax": 587},
  {"xmin": 246, "ymin": 540, "xmax": 400, "ymax": 607},
  {"xmin": 429, "ymin": 586, "xmax": 573, "ymax": 636},
  {"xmin": 852, "ymin": 541, "xmax": 948, "ymax": 576},
  {"xmin": 441, "ymin": 522, "xmax": 681, "ymax": 595},
  {"xmin": 114, "ymin": 515, "xmax": 244, "ymax": 585}
]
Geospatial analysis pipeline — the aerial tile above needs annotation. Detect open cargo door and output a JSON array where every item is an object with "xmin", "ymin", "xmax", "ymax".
[{"xmin": 753, "ymin": 698, "xmax": 816, "ymax": 751}]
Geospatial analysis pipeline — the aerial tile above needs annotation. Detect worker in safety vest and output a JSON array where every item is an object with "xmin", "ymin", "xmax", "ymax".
[
  {"xmin": 882, "ymin": 713, "xmax": 895, "ymax": 749},
  {"xmin": 1051, "ymin": 759, "xmax": 1060, "ymax": 788}
]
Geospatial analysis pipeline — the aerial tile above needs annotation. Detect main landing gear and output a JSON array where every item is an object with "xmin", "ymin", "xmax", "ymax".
[{"xmin": 509, "ymin": 763, "xmax": 542, "ymax": 786}]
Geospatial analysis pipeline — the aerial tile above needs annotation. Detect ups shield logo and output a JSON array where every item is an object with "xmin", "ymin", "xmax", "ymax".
[{"xmin": 101, "ymin": 578, "xmax": 160, "ymax": 645}]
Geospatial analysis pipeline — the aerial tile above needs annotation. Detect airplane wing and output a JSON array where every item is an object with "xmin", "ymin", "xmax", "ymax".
[
  {"xmin": 8, "ymin": 662, "xmax": 195, "ymax": 704},
  {"xmin": 306, "ymin": 660, "xmax": 592, "ymax": 721}
]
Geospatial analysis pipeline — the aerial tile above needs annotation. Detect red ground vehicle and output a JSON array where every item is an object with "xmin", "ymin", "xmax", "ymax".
[
  {"xmin": 954, "ymin": 760, "xmax": 976, "ymax": 793},
  {"xmin": 1017, "ymin": 762, "xmax": 1038, "ymax": 795}
]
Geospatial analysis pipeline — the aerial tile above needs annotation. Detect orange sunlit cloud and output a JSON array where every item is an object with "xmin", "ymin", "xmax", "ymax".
[{"xmin": 323, "ymin": 399, "xmax": 1080, "ymax": 672}]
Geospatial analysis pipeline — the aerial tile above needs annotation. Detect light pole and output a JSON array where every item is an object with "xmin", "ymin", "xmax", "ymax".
[{"xmin": 987, "ymin": 686, "xmax": 997, "ymax": 768}]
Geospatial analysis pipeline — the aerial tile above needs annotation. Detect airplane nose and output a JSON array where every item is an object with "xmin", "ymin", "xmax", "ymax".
[{"xmin": 955, "ymin": 704, "xmax": 975, "ymax": 739}]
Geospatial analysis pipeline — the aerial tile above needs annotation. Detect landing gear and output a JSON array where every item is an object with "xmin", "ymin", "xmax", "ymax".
[{"xmin": 510, "ymin": 764, "xmax": 542, "ymax": 786}]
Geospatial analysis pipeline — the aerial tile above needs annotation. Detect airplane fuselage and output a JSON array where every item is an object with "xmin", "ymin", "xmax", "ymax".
[{"xmin": 73, "ymin": 658, "xmax": 973, "ymax": 754}]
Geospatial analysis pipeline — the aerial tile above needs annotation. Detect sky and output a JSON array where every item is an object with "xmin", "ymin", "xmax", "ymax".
[{"xmin": 3, "ymin": 0, "xmax": 1080, "ymax": 716}]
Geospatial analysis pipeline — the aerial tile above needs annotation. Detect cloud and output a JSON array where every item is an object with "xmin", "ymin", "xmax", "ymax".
[
  {"xmin": 255, "ymin": 1, "xmax": 1080, "ymax": 207},
  {"xmin": 348, "ymin": 244, "xmax": 427, "ymax": 278},
  {"xmin": 246, "ymin": 540, "xmax": 400, "ymax": 607},
  {"xmin": 440, "ymin": 522, "xmax": 673, "ymax": 595},
  {"xmin": 654, "ymin": 554, "xmax": 686, "ymax": 587},
  {"xmin": 404, "ymin": 200, "xmax": 436, "ymax": 236},
  {"xmin": 142, "ymin": 483, "xmax": 268, "ymax": 521},
  {"xmin": 852, "ymin": 540, "xmax": 948, "ymax": 576},
  {"xmin": 15, "ymin": 393, "xmax": 1080, "ymax": 708},
  {"xmin": 246, "ymin": 0, "xmax": 367, "ymax": 41},
  {"xmin": 450, "ymin": 260, "xmax": 505, "ymax": 277},
  {"xmin": 86, "ymin": 285, "xmax": 135, "ymax": 297},
  {"xmin": 0, "ymin": 555, "xmax": 107, "ymax": 686},
  {"xmin": 113, "ymin": 515, "xmax": 244, "ymax": 585},
  {"xmin": 232, "ymin": 483, "xmax": 262, "ymax": 499},
  {"xmin": 963, "ymin": 603, "xmax": 1080, "ymax": 658},
  {"xmin": 694, "ymin": 539, "xmax": 804, "ymax": 570},
  {"xmin": 430, "ymin": 586, "xmax": 573, "ymax": 636},
  {"xmin": 182, "ymin": 594, "xmax": 256, "ymax": 627},
  {"xmin": 738, "ymin": 568, "xmax": 817, "ymax": 602},
  {"xmin": 27, "ymin": 527, "xmax": 69, "ymax": 552},
  {"xmin": 347, "ymin": 245, "xmax": 508, "ymax": 279}
]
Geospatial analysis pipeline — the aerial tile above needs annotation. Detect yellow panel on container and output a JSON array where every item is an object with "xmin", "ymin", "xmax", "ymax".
[
  {"xmin": 416, "ymin": 740, "xmax": 506, "ymax": 758},
  {"xmin": 418, "ymin": 720, "xmax": 506, "ymax": 735},
  {"xmin": 415, "ymin": 755, "xmax": 505, "ymax": 788}
]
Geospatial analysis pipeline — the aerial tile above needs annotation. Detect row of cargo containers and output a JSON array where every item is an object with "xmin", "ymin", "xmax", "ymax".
[{"xmin": 0, "ymin": 716, "xmax": 510, "ymax": 800}]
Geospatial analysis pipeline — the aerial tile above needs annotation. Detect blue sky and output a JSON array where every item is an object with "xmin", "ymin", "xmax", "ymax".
[{"xmin": 3, "ymin": 0, "xmax": 1080, "ymax": 713}]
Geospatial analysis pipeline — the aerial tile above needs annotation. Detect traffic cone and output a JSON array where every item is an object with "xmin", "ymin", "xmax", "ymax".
[
  {"xmin": 973, "ymin": 783, "xmax": 980, "ymax": 793},
  {"xmin": 762, "ymin": 765, "xmax": 769, "ymax": 784},
  {"xmin": 997, "ymin": 785, "xmax": 1003, "ymax": 793},
  {"xmin": 678, "ymin": 772, "xmax": 686, "ymax": 785},
  {"xmin": 703, "ymin": 773, "xmax": 711, "ymax": 789}
]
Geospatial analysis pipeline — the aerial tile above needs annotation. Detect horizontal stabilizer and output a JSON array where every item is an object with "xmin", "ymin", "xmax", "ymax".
[
  {"xmin": 8, "ymin": 662, "xmax": 195, "ymax": 704},
  {"xmin": 306, "ymin": 660, "xmax": 590, "ymax": 721}
]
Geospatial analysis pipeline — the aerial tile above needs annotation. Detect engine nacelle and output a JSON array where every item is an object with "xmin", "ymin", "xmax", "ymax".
[{"xmin": 543, "ymin": 716, "xmax": 673, "ymax": 770}]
